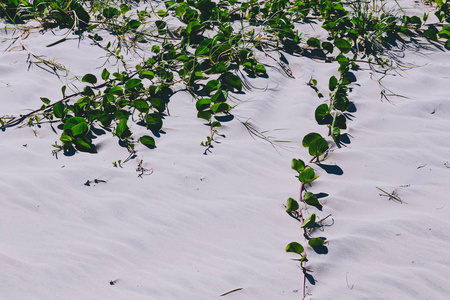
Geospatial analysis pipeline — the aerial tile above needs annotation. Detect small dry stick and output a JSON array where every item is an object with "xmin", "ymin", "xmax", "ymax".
[
  {"xmin": 376, "ymin": 187, "xmax": 407, "ymax": 204},
  {"xmin": 219, "ymin": 288, "xmax": 243, "ymax": 296}
]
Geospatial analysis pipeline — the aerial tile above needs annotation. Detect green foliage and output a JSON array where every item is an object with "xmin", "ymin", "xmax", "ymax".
[
  {"xmin": 301, "ymin": 213, "xmax": 317, "ymax": 228},
  {"xmin": 308, "ymin": 238, "xmax": 325, "ymax": 247},
  {"xmin": 286, "ymin": 197, "xmax": 300, "ymax": 212},
  {"xmin": 304, "ymin": 192, "xmax": 322, "ymax": 209},
  {"xmin": 286, "ymin": 242, "xmax": 304, "ymax": 254}
]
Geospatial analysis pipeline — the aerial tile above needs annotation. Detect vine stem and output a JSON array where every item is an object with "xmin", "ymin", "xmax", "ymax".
[{"xmin": 298, "ymin": 156, "xmax": 317, "ymax": 300}]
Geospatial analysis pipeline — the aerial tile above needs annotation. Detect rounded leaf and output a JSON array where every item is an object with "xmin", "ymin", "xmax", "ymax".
[
  {"xmin": 307, "ymin": 37, "xmax": 321, "ymax": 48},
  {"xmin": 140, "ymin": 135, "xmax": 156, "ymax": 149},
  {"xmin": 302, "ymin": 132, "xmax": 322, "ymax": 148},
  {"xmin": 308, "ymin": 138, "xmax": 329, "ymax": 157},
  {"xmin": 298, "ymin": 168, "xmax": 318, "ymax": 184},
  {"xmin": 286, "ymin": 242, "xmax": 304, "ymax": 254},
  {"xmin": 291, "ymin": 158, "xmax": 306, "ymax": 172},
  {"xmin": 196, "ymin": 98, "xmax": 212, "ymax": 111},
  {"xmin": 286, "ymin": 198, "xmax": 300, "ymax": 212},
  {"xmin": 81, "ymin": 74, "xmax": 97, "ymax": 85},
  {"xmin": 334, "ymin": 38, "xmax": 351, "ymax": 54},
  {"xmin": 308, "ymin": 238, "xmax": 325, "ymax": 247},
  {"xmin": 146, "ymin": 113, "xmax": 163, "ymax": 132}
]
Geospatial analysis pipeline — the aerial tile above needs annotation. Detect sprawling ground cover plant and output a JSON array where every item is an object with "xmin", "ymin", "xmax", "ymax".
[{"xmin": 1, "ymin": 0, "xmax": 450, "ymax": 298}]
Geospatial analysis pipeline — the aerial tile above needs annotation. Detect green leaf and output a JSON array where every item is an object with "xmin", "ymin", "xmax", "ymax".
[
  {"xmin": 71, "ymin": 121, "xmax": 89, "ymax": 137},
  {"xmin": 140, "ymin": 135, "xmax": 156, "ymax": 149},
  {"xmin": 61, "ymin": 85, "xmax": 66, "ymax": 97},
  {"xmin": 308, "ymin": 138, "xmax": 329, "ymax": 157},
  {"xmin": 334, "ymin": 92, "xmax": 350, "ymax": 111},
  {"xmin": 332, "ymin": 127, "xmax": 341, "ymax": 141},
  {"xmin": 301, "ymin": 213, "xmax": 316, "ymax": 228},
  {"xmin": 211, "ymin": 102, "xmax": 230, "ymax": 114},
  {"xmin": 304, "ymin": 192, "xmax": 322, "ymax": 209},
  {"xmin": 285, "ymin": 242, "xmax": 304, "ymax": 254},
  {"xmin": 211, "ymin": 121, "xmax": 221, "ymax": 128},
  {"xmin": 40, "ymin": 97, "xmax": 51, "ymax": 104},
  {"xmin": 196, "ymin": 39, "xmax": 212, "ymax": 56},
  {"xmin": 286, "ymin": 197, "xmax": 299, "ymax": 212},
  {"xmin": 204, "ymin": 80, "xmax": 221, "ymax": 95},
  {"xmin": 60, "ymin": 133, "xmax": 73, "ymax": 142},
  {"xmin": 150, "ymin": 98, "xmax": 165, "ymax": 113},
  {"xmin": 103, "ymin": 7, "xmax": 120, "ymax": 19},
  {"xmin": 308, "ymin": 238, "xmax": 325, "ymax": 247},
  {"xmin": 302, "ymin": 132, "xmax": 322, "ymax": 148},
  {"xmin": 423, "ymin": 28, "xmax": 438, "ymax": 41},
  {"xmin": 63, "ymin": 117, "xmax": 87, "ymax": 131},
  {"xmin": 197, "ymin": 111, "xmax": 212, "ymax": 120},
  {"xmin": 334, "ymin": 38, "xmax": 351, "ymax": 54},
  {"xmin": 126, "ymin": 19, "xmax": 141, "ymax": 30},
  {"xmin": 116, "ymin": 119, "xmax": 132, "ymax": 139},
  {"xmin": 140, "ymin": 70, "xmax": 155, "ymax": 80},
  {"xmin": 291, "ymin": 158, "xmax": 305, "ymax": 172},
  {"xmin": 81, "ymin": 74, "xmax": 97, "ymax": 84},
  {"xmin": 438, "ymin": 29, "xmax": 450, "ymax": 39},
  {"xmin": 253, "ymin": 64, "xmax": 266, "ymax": 74},
  {"xmin": 224, "ymin": 73, "xmax": 242, "ymax": 92},
  {"xmin": 120, "ymin": 3, "xmax": 131, "ymax": 14},
  {"xmin": 286, "ymin": 242, "xmax": 305, "ymax": 255},
  {"xmin": 307, "ymin": 37, "xmax": 321, "ymax": 48},
  {"xmin": 114, "ymin": 110, "xmax": 129, "ymax": 120},
  {"xmin": 101, "ymin": 68, "xmax": 110, "ymax": 81},
  {"xmin": 211, "ymin": 89, "xmax": 227, "ymax": 103},
  {"xmin": 125, "ymin": 78, "xmax": 142, "ymax": 90},
  {"xmin": 322, "ymin": 41, "xmax": 334, "ymax": 53},
  {"xmin": 53, "ymin": 102, "xmax": 66, "ymax": 118},
  {"xmin": 74, "ymin": 137, "xmax": 95, "ymax": 153},
  {"xmin": 130, "ymin": 100, "xmax": 150, "ymax": 113},
  {"xmin": 196, "ymin": 98, "xmax": 212, "ymax": 111},
  {"xmin": 146, "ymin": 113, "xmax": 163, "ymax": 131},
  {"xmin": 315, "ymin": 104, "xmax": 331, "ymax": 123},
  {"xmin": 83, "ymin": 86, "xmax": 94, "ymax": 97},
  {"xmin": 157, "ymin": 9, "xmax": 169, "ymax": 17},
  {"xmin": 329, "ymin": 76, "xmax": 338, "ymax": 91},
  {"xmin": 335, "ymin": 114, "xmax": 347, "ymax": 129},
  {"xmin": 298, "ymin": 168, "xmax": 319, "ymax": 184}
]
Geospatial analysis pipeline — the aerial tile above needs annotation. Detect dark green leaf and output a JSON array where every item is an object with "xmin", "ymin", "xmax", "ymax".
[
  {"xmin": 224, "ymin": 73, "xmax": 242, "ymax": 91},
  {"xmin": 335, "ymin": 114, "xmax": 347, "ymax": 129},
  {"xmin": 150, "ymin": 98, "xmax": 166, "ymax": 113},
  {"xmin": 329, "ymin": 76, "xmax": 338, "ymax": 91},
  {"xmin": 140, "ymin": 135, "xmax": 156, "ymax": 149},
  {"xmin": 211, "ymin": 89, "xmax": 227, "ymax": 103},
  {"xmin": 211, "ymin": 102, "xmax": 230, "ymax": 114},
  {"xmin": 315, "ymin": 104, "xmax": 331, "ymax": 123},
  {"xmin": 322, "ymin": 41, "xmax": 334, "ymax": 53},
  {"xmin": 101, "ymin": 68, "xmax": 110, "ymax": 81},
  {"xmin": 308, "ymin": 138, "xmax": 329, "ymax": 157},
  {"xmin": 298, "ymin": 168, "xmax": 319, "ymax": 184},
  {"xmin": 253, "ymin": 64, "xmax": 266, "ymax": 74},
  {"xmin": 196, "ymin": 98, "xmax": 212, "ymax": 111},
  {"xmin": 304, "ymin": 192, "xmax": 322, "ymax": 209},
  {"xmin": 204, "ymin": 80, "xmax": 221, "ymax": 94},
  {"xmin": 334, "ymin": 38, "xmax": 351, "ymax": 54},
  {"xmin": 74, "ymin": 137, "xmax": 95, "ymax": 153},
  {"xmin": 53, "ymin": 102, "xmax": 66, "ymax": 118},
  {"xmin": 130, "ymin": 100, "xmax": 150, "ymax": 113},
  {"xmin": 286, "ymin": 197, "xmax": 299, "ymax": 212},
  {"xmin": 140, "ymin": 70, "xmax": 155, "ymax": 80},
  {"xmin": 197, "ymin": 111, "xmax": 212, "ymax": 120},
  {"xmin": 302, "ymin": 132, "xmax": 322, "ymax": 148},
  {"xmin": 146, "ymin": 113, "xmax": 163, "ymax": 131},
  {"xmin": 286, "ymin": 242, "xmax": 304, "ymax": 254},
  {"xmin": 307, "ymin": 37, "xmax": 321, "ymax": 48},
  {"xmin": 40, "ymin": 97, "xmax": 51, "ymax": 105},
  {"xmin": 81, "ymin": 74, "xmax": 97, "ymax": 84},
  {"xmin": 126, "ymin": 19, "xmax": 141, "ymax": 30},
  {"xmin": 125, "ymin": 78, "xmax": 142, "ymax": 90},
  {"xmin": 116, "ymin": 119, "xmax": 132, "ymax": 139}
]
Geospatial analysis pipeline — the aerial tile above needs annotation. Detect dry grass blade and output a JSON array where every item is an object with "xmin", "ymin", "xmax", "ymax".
[{"xmin": 376, "ymin": 186, "xmax": 407, "ymax": 204}]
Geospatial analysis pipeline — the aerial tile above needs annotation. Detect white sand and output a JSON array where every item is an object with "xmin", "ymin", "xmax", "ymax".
[{"xmin": 1, "ymin": 1, "xmax": 450, "ymax": 299}]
